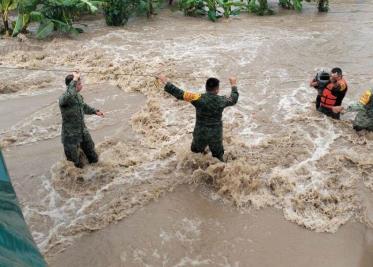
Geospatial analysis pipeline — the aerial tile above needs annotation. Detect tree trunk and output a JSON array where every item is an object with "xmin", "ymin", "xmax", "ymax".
[{"xmin": 2, "ymin": 12, "xmax": 10, "ymax": 36}]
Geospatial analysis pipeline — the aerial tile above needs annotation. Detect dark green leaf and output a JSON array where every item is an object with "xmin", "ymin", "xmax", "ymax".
[{"xmin": 36, "ymin": 20, "xmax": 54, "ymax": 39}]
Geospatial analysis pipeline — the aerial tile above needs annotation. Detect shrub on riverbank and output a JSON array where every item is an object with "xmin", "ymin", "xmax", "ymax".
[{"xmin": 0, "ymin": 0, "xmax": 328, "ymax": 38}]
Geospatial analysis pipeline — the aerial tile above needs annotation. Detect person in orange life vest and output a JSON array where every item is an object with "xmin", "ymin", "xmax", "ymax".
[{"xmin": 318, "ymin": 67, "xmax": 348, "ymax": 120}]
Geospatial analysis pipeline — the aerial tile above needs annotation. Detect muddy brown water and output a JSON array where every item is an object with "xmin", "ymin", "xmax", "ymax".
[{"xmin": 1, "ymin": 1, "xmax": 373, "ymax": 266}]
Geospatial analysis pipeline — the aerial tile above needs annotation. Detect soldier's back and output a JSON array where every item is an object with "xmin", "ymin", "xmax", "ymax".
[{"xmin": 193, "ymin": 93, "xmax": 226, "ymax": 127}]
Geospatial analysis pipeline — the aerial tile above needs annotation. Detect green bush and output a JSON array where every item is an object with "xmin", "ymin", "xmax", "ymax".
[
  {"xmin": 104, "ymin": 0, "xmax": 131, "ymax": 25},
  {"xmin": 9, "ymin": 0, "xmax": 101, "ymax": 38},
  {"xmin": 179, "ymin": 0, "xmax": 242, "ymax": 22},
  {"xmin": 247, "ymin": 0, "xmax": 273, "ymax": 15},
  {"xmin": 103, "ymin": 0, "xmax": 162, "ymax": 26},
  {"xmin": 0, "ymin": 0, "xmax": 18, "ymax": 35},
  {"xmin": 316, "ymin": 0, "xmax": 328, "ymax": 12},
  {"xmin": 279, "ymin": 0, "xmax": 302, "ymax": 11},
  {"xmin": 179, "ymin": 0, "xmax": 329, "ymax": 21}
]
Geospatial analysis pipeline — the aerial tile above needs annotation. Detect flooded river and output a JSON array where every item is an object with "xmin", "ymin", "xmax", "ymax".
[{"xmin": 1, "ymin": 1, "xmax": 373, "ymax": 266}]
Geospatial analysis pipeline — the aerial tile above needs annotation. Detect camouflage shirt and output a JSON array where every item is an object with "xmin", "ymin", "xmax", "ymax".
[
  {"xmin": 346, "ymin": 88, "xmax": 373, "ymax": 130},
  {"xmin": 59, "ymin": 81, "xmax": 97, "ymax": 143},
  {"xmin": 164, "ymin": 82, "xmax": 239, "ymax": 127}
]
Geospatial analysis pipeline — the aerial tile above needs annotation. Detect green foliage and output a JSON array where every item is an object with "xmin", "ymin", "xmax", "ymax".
[
  {"xmin": 103, "ymin": 0, "xmax": 163, "ymax": 26},
  {"xmin": 247, "ymin": 0, "xmax": 273, "ymax": 15},
  {"xmin": 179, "ymin": 0, "xmax": 328, "ymax": 21},
  {"xmin": 178, "ymin": 0, "xmax": 205, "ymax": 17},
  {"xmin": 317, "ymin": 0, "xmax": 328, "ymax": 12},
  {"xmin": 11, "ymin": 0, "xmax": 101, "ymax": 38},
  {"xmin": 278, "ymin": 0, "xmax": 302, "ymax": 11},
  {"xmin": 179, "ymin": 0, "xmax": 241, "ymax": 22},
  {"xmin": 2, "ymin": 0, "xmax": 330, "ymax": 37},
  {"xmin": 0, "ymin": 0, "xmax": 18, "ymax": 35},
  {"xmin": 220, "ymin": 0, "xmax": 241, "ymax": 18},
  {"xmin": 103, "ymin": 0, "xmax": 130, "ymax": 26}
]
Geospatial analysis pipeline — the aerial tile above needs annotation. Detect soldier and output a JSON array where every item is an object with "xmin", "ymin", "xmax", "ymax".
[
  {"xmin": 59, "ymin": 71, "xmax": 104, "ymax": 168},
  {"xmin": 157, "ymin": 74, "xmax": 239, "ymax": 162},
  {"xmin": 333, "ymin": 88, "xmax": 373, "ymax": 132}
]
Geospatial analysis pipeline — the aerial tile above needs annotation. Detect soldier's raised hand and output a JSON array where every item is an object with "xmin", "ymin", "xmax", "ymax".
[
  {"xmin": 73, "ymin": 70, "xmax": 81, "ymax": 81},
  {"xmin": 96, "ymin": 111, "xmax": 104, "ymax": 118},
  {"xmin": 229, "ymin": 77, "xmax": 237, "ymax": 87},
  {"xmin": 157, "ymin": 74, "xmax": 168, "ymax": 85}
]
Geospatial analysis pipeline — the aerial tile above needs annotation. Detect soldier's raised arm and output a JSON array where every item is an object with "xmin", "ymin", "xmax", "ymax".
[
  {"xmin": 224, "ymin": 77, "xmax": 239, "ymax": 107},
  {"xmin": 157, "ymin": 74, "xmax": 201, "ymax": 103},
  {"xmin": 59, "ymin": 71, "xmax": 80, "ymax": 107},
  {"xmin": 346, "ymin": 89, "xmax": 372, "ymax": 112}
]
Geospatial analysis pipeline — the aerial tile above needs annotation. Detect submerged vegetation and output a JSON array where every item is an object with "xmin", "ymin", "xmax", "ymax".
[
  {"xmin": 1, "ymin": 0, "xmax": 101, "ymax": 37},
  {"xmin": 0, "ymin": 0, "xmax": 328, "ymax": 38},
  {"xmin": 103, "ymin": 0, "xmax": 161, "ymax": 26}
]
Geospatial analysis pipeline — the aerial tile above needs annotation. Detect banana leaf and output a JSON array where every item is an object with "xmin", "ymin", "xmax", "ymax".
[{"xmin": 35, "ymin": 19, "xmax": 54, "ymax": 39}]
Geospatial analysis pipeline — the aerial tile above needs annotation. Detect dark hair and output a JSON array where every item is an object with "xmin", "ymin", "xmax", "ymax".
[
  {"xmin": 331, "ymin": 67, "xmax": 343, "ymax": 76},
  {"xmin": 205, "ymin": 78, "xmax": 220, "ymax": 92},
  {"xmin": 65, "ymin": 74, "xmax": 74, "ymax": 86}
]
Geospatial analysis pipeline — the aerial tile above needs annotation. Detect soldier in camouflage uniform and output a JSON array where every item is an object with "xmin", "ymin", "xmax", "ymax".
[
  {"xmin": 157, "ymin": 74, "xmax": 239, "ymax": 161},
  {"xmin": 59, "ymin": 71, "xmax": 104, "ymax": 168},
  {"xmin": 333, "ymin": 88, "xmax": 373, "ymax": 132}
]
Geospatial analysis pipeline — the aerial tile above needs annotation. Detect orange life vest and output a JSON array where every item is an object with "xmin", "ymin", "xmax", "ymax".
[
  {"xmin": 320, "ymin": 79, "xmax": 348, "ymax": 109},
  {"xmin": 320, "ymin": 83, "xmax": 337, "ymax": 109}
]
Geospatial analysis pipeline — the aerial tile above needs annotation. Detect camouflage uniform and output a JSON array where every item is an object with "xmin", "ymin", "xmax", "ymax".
[
  {"xmin": 59, "ymin": 80, "xmax": 99, "ymax": 168},
  {"xmin": 164, "ymin": 82, "xmax": 239, "ymax": 161},
  {"xmin": 346, "ymin": 89, "xmax": 373, "ymax": 131}
]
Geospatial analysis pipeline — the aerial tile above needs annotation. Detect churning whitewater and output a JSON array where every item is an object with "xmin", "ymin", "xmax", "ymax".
[{"xmin": 1, "ymin": 5, "xmax": 373, "ymax": 259}]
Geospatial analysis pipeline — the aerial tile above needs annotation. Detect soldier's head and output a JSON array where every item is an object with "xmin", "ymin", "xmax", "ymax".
[
  {"xmin": 65, "ymin": 74, "xmax": 83, "ymax": 92},
  {"xmin": 206, "ymin": 78, "xmax": 220, "ymax": 94},
  {"xmin": 331, "ymin": 67, "xmax": 343, "ymax": 82}
]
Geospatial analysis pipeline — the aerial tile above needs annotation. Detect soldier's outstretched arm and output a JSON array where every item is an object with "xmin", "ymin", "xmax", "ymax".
[
  {"xmin": 346, "ymin": 89, "xmax": 372, "ymax": 112},
  {"xmin": 59, "ymin": 80, "xmax": 78, "ymax": 107},
  {"xmin": 164, "ymin": 82, "xmax": 202, "ymax": 103},
  {"xmin": 224, "ymin": 77, "xmax": 239, "ymax": 107},
  {"xmin": 164, "ymin": 82, "xmax": 185, "ymax": 100},
  {"xmin": 157, "ymin": 74, "xmax": 201, "ymax": 103},
  {"xmin": 345, "ymin": 103, "xmax": 365, "ymax": 113},
  {"xmin": 83, "ymin": 103, "xmax": 98, "ymax": 115}
]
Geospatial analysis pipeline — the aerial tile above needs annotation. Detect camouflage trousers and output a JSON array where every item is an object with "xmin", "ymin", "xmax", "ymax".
[
  {"xmin": 63, "ymin": 132, "xmax": 98, "ymax": 168},
  {"xmin": 191, "ymin": 125, "xmax": 224, "ymax": 162}
]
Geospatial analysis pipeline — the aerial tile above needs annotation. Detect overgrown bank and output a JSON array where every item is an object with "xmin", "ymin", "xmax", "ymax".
[{"xmin": 0, "ymin": 0, "xmax": 328, "ymax": 38}]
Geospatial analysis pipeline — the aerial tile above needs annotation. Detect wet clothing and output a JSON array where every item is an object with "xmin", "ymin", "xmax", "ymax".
[
  {"xmin": 315, "ymin": 95, "xmax": 321, "ymax": 110},
  {"xmin": 63, "ymin": 133, "xmax": 98, "ymax": 168},
  {"xmin": 164, "ymin": 82, "xmax": 239, "ymax": 161},
  {"xmin": 191, "ymin": 125, "xmax": 224, "ymax": 160},
  {"xmin": 59, "ymin": 80, "xmax": 99, "ymax": 167},
  {"xmin": 318, "ymin": 78, "xmax": 348, "ymax": 119},
  {"xmin": 346, "ymin": 89, "xmax": 373, "ymax": 131}
]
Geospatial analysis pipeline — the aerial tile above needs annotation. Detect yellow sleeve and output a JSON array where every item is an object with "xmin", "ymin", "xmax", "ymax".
[
  {"xmin": 338, "ymin": 80, "xmax": 347, "ymax": 91},
  {"xmin": 183, "ymin": 91, "xmax": 201, "ymax": 102},
  {"xmin": 359, "ymin": 89, "xmax": 372, "ymax": 105}
]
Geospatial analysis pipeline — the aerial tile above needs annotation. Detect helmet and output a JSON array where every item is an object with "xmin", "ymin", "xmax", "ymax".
[
  {"xmin": 316, "ymin": 71, "xmax": 330, "ymax": 83},
  {"xmin": 314, "ymin": 71, "xmax": 330, "ymax": 94}
]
